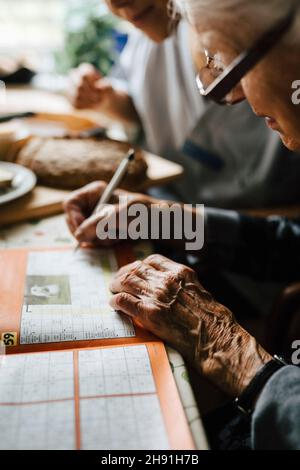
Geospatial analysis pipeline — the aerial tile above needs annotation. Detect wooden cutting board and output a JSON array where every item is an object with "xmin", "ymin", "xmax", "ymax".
[
  {"xmin": 0, "ymin": 186, "xmax": 70, "ymax": 226},
  {"xmin": 0, "ymin": 153, "xmax": 183, "ymax": 227}
]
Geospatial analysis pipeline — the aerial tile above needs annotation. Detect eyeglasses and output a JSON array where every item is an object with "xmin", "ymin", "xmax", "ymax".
[{"xmin": 196, "ymin": 9, "xmax": 296, "ymax": 104}]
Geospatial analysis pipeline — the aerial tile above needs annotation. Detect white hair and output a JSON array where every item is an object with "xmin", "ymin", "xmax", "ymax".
[{"xmin": 174, "ymin": 0, "xmax": 300, "ymax": 45}]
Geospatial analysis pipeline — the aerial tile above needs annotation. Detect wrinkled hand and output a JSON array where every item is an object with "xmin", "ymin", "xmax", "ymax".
[
  {"xmin": 69, "ymin": 63, "xmax": 114, "ymax": 110},
  {"xmin": 110, "ymin": 254, "xmax": 271, "ymax": 396},
  {"xmin": 63, "ymin": 181, "xmax": 153, "ymax": 247}
]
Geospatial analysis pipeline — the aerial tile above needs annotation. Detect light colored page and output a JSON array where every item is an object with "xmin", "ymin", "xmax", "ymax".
[
  {"xmin": 80, "ymin": 395, "xmax": 168, "ymax": 450},
  {"xmin": 0, "ymin": 345, "xmax": 171, "ymax": 450},
  {"xmin": 20, "ymin": 249, "xmax": 135, "ymax": 344},
  {"xmin": 78, "ymin": 345, "xmax": 170, "ymax": 450},
  {"xmin": 0, "ymin": 351, "xmax": 75, "ymax": 450}
]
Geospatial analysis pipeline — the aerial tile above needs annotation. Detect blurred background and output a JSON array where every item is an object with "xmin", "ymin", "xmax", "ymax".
[{"xmin": 0, "ymin": 0, "xmax": 128, "ymax": 89}]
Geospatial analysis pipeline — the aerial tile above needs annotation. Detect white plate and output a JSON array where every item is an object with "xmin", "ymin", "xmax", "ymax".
[{"xmin": 0, "ymin": 162, "xmax": 36, "ymax": 205}]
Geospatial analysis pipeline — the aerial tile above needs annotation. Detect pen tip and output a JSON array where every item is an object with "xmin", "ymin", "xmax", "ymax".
[{"xmin": 128, "ymin": 149, "xmax": 135, "ymax": 161}]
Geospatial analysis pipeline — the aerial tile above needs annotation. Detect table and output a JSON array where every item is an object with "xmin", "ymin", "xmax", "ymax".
[
  {"xmin": 0, "ymin": 214, "xmax": 209, "ymax": 450},
  {"xmin": 0, "ymin": 86, "xmax": 184, "ymax": 226}
]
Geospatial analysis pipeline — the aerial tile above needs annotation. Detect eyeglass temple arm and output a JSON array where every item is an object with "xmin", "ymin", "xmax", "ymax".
[{"xmin": 202, "ymin": 8, "xmax": 296, "ymax": 102}]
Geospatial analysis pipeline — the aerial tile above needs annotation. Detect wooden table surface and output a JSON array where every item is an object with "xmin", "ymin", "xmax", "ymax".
[{"xmin": 0, "ymin": 86, "xmax": 184, "ymax": 226}]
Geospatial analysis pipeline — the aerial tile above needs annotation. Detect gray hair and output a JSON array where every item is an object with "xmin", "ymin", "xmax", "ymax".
[{"xmin": 174, "ymin": 0, "xmax": 300, "ymax": 45}]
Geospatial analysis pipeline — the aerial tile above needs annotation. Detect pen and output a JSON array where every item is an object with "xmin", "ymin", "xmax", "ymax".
[
  {"xmin": 0, "ymin": 112, "xmax": 36, "ymax": 123},
  {"xmin": 74, "ymin": 148, "xmax": 135, "ymax": 252}
]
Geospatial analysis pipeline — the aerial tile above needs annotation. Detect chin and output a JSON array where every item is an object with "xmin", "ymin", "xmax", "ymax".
[
  {"xmin": 146, "ymin": 29, "xmax": 170, "ymax": 43},
  {"xmin": 280, "ymin": 133, "xmax": 300, "ymax": 152}
]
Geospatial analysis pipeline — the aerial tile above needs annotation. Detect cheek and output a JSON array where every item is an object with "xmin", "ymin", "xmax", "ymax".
[
  {"xmin": 241, "ymin": 70, "xmax": 275, "ymax": 114},
  {"xmin": 155, "ymin": 0, "xmax": 166, "ymax": 8}
]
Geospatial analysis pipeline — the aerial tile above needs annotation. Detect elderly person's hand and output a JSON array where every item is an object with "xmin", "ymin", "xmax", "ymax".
[
  {"xmin": 63, "ymin": 181, "xmax": 155, "ymax": 246},
  {"xmin": 69, "ymin": 63, "xmax": 114, "ymax": 110},
  {"xmin": 110, "ymin": 254, "xmax": 272, "ymax": 396}
]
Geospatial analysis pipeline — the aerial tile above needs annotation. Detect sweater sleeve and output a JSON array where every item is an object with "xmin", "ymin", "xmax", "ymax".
[
  {"xmin": 205, "ymin": 208, "xmax": 300, "ymax": 281},
  {"xmin": 251, "ymin": 366, "xmax": 300, "ymax": 449}
]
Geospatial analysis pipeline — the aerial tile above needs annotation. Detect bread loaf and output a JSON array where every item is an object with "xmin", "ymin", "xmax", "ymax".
[{"xmin": 16, "ymin": 136, "xmax": 148, "ymax": 190}]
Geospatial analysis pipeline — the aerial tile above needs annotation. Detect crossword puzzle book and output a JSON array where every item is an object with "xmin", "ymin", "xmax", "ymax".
[{"xmin": 0, "ymin": 246, "xmax": 195, "ymax": 450}]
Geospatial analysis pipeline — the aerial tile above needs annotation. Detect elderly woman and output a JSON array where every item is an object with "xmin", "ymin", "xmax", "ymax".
[
  {"xmin": 64, "ymin": 0, "xmax": 300, "ymax": 449},
  {"xmin": 70, "ymin": 0, "xmax": 300, "ymax": 208}
]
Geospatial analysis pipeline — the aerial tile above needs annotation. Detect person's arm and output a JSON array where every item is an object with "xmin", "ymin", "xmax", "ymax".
[
  {"xmin": 205, "ymin": 208, "xmax": 300, "ymax": 282},
  {"xmin": 69, "ymin": 63, "xmax": 140, "ymax": 125},
  {"xmin": 109, "ymin": 254, "xmax": 272, "ymax": 397},
  {"xmin": 63, "ymin": 182, "xmax": 300, "ymax": 282},
  {"xmin": 252, "ymin": 365, "xmax": 300, "ymax": 449},
  {"xmin": 95, "ymin": 87, "xmax": 140, "ymax": 125},
  {"xmin": 108, "ymin": 254, "xmax": 300, "ymax": 450}
]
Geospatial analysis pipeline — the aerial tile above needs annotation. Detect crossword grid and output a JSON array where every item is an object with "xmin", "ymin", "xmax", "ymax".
[
  {"xmin": 20, "ymin": 308, "xmax": 135, "ymax": 344},
  {"xmin": 0, "ymin": 351, "xmax": 75, "ymax": 450},
  {"xmin": 20, "ymin": 250, "xmax": 135, "ymax": 344},
  {"xmin": 0, "ymin": 346, "xmax": 170, "ymax": 450},
  {"xmin": 78, "ymin": 346, "xmax": 169, "ymax": 450}
]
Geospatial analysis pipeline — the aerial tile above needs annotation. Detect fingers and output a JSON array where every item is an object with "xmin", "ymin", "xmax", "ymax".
[
  {"xmin": 63, "ymin": 181, "xmax": 108, "ymax": 237},
  {"xmin": 143, "ymin": 254, "xmax": 173, "ymax": 271},
  {"xmin": 63, "ymin": 181, "xmax": 107, "ymax": 215},
  {"xmin": 74, "ymin": 217, "xmax": 101, "ymax": 242},
  {"xmin": 65, "ymin": 209, "xmax": 85, "ymax": 235},
  {"xmin": 110, "ymin": 260, "xmax": 144, "ymax": 282},
  {"xmin": 145, "ymin": 254, "xmax": 196, "ymax": 280},
  {"xmin": 64, "ymin": 183, "xmax": 144, "ymax": 244},
  {"xmin": 78, "ymin": 63, "xmax": 102, "ymax": 84},
  {"xmin": 69, "ymin": 63, "xmax": 103, "ymax": 109},
  {"xmin": 75, "ymin": 197, "xmax": 135, "ymax": 243},
  {"xmin": 74, "ymin": 205, "xmax": 115, "ymax": 242},
  {"xmin": 72, "ymin": 83, "xmax": 101, "ymax": 109},
  {"xmin": 70, "ymin": 63, "xmax": 101, "ymax": 86},
  {"xmin": 64, "ymin": 184, "xmax": 162, "ymax": 246},
  {"xmin": 110, "ymin": 270, "xmax": 151, "ymax": 297},
  {"xmin": 110, "ymin": 256, "xmax": 198, "ymax": 305},
  {"xmin": 110, "ymin": 292, "xmax": 156, "ymax": 323},
  {"xmin": 82, "ymin": 63, "xmax": 101, "ymax": 76},
  {"xmin": 74, "ymin": 92, "xmax": 100, "ymax": 110},
  {"xmin": 111, "ymin": 259, "xmax": 165, "ymax": 294},
  {"xmin": 110, "ymin": 292, "xmax": 142, "ymax": 318},
  {"xmin": 93, "ymin": 77, "xmax": 112, "ymax": 91}
]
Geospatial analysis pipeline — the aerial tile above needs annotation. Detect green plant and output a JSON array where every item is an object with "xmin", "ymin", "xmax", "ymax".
[{"xmin": 56, "ymin": 1, "xmax": 122, "ymax": 76}]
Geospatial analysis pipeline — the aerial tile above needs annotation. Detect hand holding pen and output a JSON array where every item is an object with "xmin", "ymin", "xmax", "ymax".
[{"xmin": 68, "ymin": 149, "xmax": 135, "ymax": 251}]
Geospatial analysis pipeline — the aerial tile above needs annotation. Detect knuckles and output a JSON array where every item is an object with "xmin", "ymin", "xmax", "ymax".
[
  {"xmin": 117, "ymin": 256, "xmax": 197, "ymax": 298},
  {"xmin": 175, "ymin": 264, "xmax": 196, "ymax": 279},
  {"xmin": 161, "ymin": 272, "xmax": 182, "ymax": 291},
  {"xmin": 113, "ymin": 292, "xmax": 130, "ymax": 308},
  {"xmin": 62, "ymin": 198, "xmax": 71, "ymax": 212},
  {"xmin": 145, "ymin": 254, "xmax": 164, "ymax": 265}
]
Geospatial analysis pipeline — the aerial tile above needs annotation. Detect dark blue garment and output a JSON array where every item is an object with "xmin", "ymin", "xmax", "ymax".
[
  {"xmin": 205, "ymin": 209, "xmax": 300, "ymax": 282},
  {"xmin": 182, "ymin": 139, "xmax": 225, "ymax": 172},
  {"xmin": 252, "ymin": 366, "xmax": 300, "ymax": 450}
]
